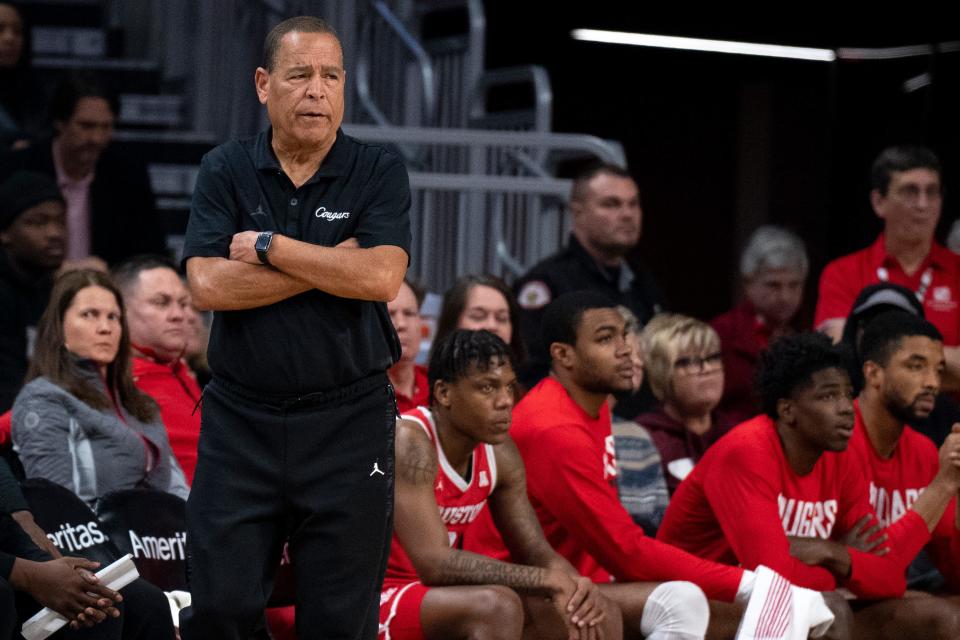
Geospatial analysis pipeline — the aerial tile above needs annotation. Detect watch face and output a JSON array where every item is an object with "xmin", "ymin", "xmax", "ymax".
[{"xmin": 255, "ymin": 232, "xmax": 273, "ymax": 264}]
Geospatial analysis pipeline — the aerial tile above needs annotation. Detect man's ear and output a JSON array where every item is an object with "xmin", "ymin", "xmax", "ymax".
[
  {"xmin": 777, "ymin": 398, "xmax": 794, "ymax": 426},
  {"xmin": 433, "ymin": 379, "xmax": 451, "ymax": 408},
  {"xmin": 569, "ymin": 200, "xmax": 584, "ymax": 223},
  {"xmin": 870, "ymin": 189, "xmax": 886, "ymax": 220},
  {"xmin": 254, "ymin": 68, "xmax": 270, "ymax": 105},
  {"xmin": 863, "ymin": 360, "xmax": 884, "ymax": 390},
  {"xmin": 550, "ymin": 341, "xmax": 575, "ymax": 371}
]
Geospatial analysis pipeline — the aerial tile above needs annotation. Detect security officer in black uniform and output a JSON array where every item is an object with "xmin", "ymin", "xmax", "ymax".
[
  {"xmin": 179, "ymin": 17, "xmax": 410, "ymax": 640},
  {"xmin": 515, "ymin": 162, "xmax": 664, "ymax": 392}
]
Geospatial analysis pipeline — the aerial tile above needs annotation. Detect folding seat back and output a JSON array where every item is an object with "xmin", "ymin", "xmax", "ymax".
[
  {"xmin": 20, "ymin": 478, "xmax": 120, "ymax": 565},
  {"xmin": 96, "ymin": 489, "xmax": 188, "ymax": 592}
]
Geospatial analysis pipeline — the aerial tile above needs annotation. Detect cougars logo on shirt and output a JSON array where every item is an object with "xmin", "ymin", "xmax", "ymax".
[
  {"xmin": 869, "ymin": 483, "xmax": 922, "ymax": 528},
  {"xmin": 778, "ymin": 495, "xmax": 838, "ymax": 538}
]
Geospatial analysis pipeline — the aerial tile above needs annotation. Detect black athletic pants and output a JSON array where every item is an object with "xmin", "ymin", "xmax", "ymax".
[{"xmin": 180, "ymin": 374, "xmax": 396, "ymax": 640}]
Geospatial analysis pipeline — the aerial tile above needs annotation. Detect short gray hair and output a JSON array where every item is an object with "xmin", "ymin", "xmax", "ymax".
[
  {"xmin": 262, "ymin": 16, "xmax": 339, "ymax": 71},
  {"xmin": 740, "ymin": 225, "xmax": 808, "ymax": 278}
]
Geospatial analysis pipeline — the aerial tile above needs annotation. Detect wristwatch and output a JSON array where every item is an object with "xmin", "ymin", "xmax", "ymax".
[{"xmin": 255, "ymin": 231, "xmax": 275, "ymax": 265}]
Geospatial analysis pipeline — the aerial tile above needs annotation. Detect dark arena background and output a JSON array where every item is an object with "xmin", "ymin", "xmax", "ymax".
[{"xmin": 10, "ymin": 1, "xmax": 959, "ymax": 318}]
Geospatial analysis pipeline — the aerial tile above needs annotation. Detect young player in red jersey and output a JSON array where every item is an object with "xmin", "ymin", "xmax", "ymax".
[
  {"xmin": 657, "ymin": 331, "xmax": 960, "ymax": 637},
  {"xmin": 381, "ymin": 329, "xmax": 714, "ymax": 640},
  {"xmin": 847, "ymin": 311, "xmax": 960, "ymax": 629}
]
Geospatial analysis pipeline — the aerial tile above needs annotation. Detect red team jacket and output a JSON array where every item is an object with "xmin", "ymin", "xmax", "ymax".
[
  {"xmin": 511, "ymin": 378, "xmax": 745, "ymax": 602},
  {"xmin": 657, "ymin": 415, "xmax": 930, "ymax": 599},
  {"xmin": 385, "ymin": 406, "xmax": 499, "ymax": 585},
  {"xmin": 131, "ymin": 355, "xmax": 201, "ymax": 484},
  {"xmin": 848, "ymin": 402, "xmax": 960, "ymax": 591}
]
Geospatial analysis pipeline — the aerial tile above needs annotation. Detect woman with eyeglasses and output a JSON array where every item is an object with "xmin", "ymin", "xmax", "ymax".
[{"xmin": 636, "ymin": 313, "xmax": 734, "ymax": 494}]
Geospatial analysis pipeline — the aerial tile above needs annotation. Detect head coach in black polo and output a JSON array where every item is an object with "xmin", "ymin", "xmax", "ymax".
[{"xmin": 178, "ymin": 16, "xmax": 410, "ymax": 640}]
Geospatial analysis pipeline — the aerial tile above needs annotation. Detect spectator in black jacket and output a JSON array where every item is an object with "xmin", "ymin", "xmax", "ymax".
[
  {"xmin": 0, "ymin": 72, "xmax": 166, "ymax": 267},
  {"xmin": 513, "ymin": 161, "xmax": 664, "ymax": 388},
  {"xmin": 0, "ymin": 171, "xmax": 65, "ymax": 412}
]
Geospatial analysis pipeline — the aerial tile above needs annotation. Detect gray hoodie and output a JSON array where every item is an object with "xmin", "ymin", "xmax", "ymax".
[{"xmin": 11, "ymin": 364, "xmax": 189, "ymax": 506}]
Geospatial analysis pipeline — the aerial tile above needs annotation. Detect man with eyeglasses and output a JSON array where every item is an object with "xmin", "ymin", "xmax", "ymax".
[{"xmin": 815, "ymin": 145, "xmax": 960, "ymax": 390}]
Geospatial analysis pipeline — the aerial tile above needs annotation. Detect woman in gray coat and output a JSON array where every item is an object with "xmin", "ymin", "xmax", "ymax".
[{"xmin": 12, "ymin": 269, "xmax": 188, "ymax": 505}]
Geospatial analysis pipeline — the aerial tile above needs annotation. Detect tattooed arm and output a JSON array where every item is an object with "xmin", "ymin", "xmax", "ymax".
[
  {"xmin": 394, "ymin": 419, "xmax": 569, "ymax": 595},
  {"xmin": 489, "ymin": 437, "xmax": 578, "ymax": 575}
]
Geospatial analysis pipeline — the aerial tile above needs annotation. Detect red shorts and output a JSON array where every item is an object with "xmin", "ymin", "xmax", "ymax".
[{"xmin": 379, "ymin": 581, "xmax": 430, "ymax": 640}]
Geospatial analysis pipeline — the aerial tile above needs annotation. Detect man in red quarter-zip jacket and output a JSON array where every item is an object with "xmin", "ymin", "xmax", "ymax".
[{"xmin": 113, "ymin": 255, "xmax": 201, "ymax": 484}]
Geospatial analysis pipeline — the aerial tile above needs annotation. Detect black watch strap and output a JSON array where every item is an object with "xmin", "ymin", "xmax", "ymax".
[{"xmin": 255, "ymin": 231, "xmax": 275, "ymax": 265}]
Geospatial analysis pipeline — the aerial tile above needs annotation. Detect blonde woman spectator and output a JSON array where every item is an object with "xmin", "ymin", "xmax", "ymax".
[{"xmin": 638, "ymin": 314, "xmax": 734, "ymax": 493}]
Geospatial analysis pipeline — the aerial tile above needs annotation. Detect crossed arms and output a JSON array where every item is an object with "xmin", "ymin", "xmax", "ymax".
[{"xmin": 187, "ymin": 233, "xmax": 407, "ymax": 310}]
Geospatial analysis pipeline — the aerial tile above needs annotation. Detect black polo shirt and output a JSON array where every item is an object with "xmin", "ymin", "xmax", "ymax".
[{"xmin": 182, "ymin": 128, "xmax": 411, "ymax": 395}]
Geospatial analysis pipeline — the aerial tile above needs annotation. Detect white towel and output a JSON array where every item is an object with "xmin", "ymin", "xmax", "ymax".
[{"xmin": 736, "ymin": 566, "xmax": 835, "ymax": 640}]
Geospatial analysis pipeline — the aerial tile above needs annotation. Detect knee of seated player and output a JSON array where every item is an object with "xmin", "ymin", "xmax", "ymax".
[
  {"xmin": 640, "ymin": 581, "xmax": 710, "ymax": 638},
  {"xmin": 423, "ymin": 585, "xmax": 524, "ymax": 640},
  {"xmin": 871, "ymin": 596, "xmax": 960, "ymax": 640},
  {"xmin": 465, "ymin": 585, "xmax": 524, "ymax": 628},
  {"xmin": 920, "ymin": 598, "xmax": 960, "ymax": 640}
]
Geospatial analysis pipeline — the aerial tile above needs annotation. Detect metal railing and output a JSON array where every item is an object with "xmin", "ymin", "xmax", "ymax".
[
  {"xmin": 344, "ymin": 124, "xmax": 625, "ymax": 291},
  {"xmin": 469, "ymin": 64, "xmax": 554, "ymax": 133},
  {"xmin": 355, "ymin": 1, "xmax": 437, "ymax": 127}
]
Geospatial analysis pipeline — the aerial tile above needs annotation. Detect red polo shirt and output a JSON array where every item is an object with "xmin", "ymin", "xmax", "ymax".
[{"xmin": 815, "ymin": 235, "xmax": 960, "ymax": 345}]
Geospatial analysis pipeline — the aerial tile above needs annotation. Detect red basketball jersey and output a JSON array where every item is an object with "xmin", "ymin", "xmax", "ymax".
[{"xmin": 385, "ymin": 406, "xmax": 499, "ymax": 583}]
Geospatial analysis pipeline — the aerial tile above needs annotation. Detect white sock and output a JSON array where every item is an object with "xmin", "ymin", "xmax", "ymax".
[{"xmin": 640, "ymin": 581, "xmax": 710, "ymax": 640}]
